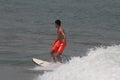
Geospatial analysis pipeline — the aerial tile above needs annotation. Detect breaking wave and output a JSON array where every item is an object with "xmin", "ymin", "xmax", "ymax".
[{"xmin": 35, "ymin": 45, "xmax": 120, "ymax": 80}]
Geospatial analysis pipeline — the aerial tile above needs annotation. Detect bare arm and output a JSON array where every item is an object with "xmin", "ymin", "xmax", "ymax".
[
  {"xmin": 60, "ymin": 29, "xmax": 66, "ymax": 41},
  {"xmin": 53, "ymin": 30, "xmax": 59, "ymax": 44},
  {"xmin": 54, "ymin": 38, "xmax": 59, "ymax": 44}
]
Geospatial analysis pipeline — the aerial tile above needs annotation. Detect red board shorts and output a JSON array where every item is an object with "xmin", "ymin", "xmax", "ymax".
[{"xmin": 52, "ymin": 40, "xmax": 67, "ymax": 55}]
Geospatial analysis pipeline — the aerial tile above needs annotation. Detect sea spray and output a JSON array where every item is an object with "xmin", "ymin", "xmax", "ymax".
[{"xmin": 35, "ymin": 45, "xmax": 120, "ymax": 80}]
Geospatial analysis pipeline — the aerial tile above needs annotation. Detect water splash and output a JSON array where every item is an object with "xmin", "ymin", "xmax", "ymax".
[
  {"xmin": 35, "ymin": 45, "xmax": 120, "ymax": 80},
  {"xmin": 31, "ymin": 63, "xmax": 62, "ymax": 71}
]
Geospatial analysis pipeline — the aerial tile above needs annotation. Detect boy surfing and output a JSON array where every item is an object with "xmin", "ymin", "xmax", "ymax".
[{"xmin": 50, "ymin": 20, "xmax": 67, "ymax": 63}]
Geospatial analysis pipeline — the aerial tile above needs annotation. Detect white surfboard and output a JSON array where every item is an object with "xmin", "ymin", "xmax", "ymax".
[{"xmin": 32, "ymin": 58, "xmax": 50, "ymax": 67}]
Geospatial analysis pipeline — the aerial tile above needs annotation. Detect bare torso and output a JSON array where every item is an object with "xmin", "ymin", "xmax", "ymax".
[{"xmin": 57, "ymin": 27, "xmax": 66, "ymax": 42}]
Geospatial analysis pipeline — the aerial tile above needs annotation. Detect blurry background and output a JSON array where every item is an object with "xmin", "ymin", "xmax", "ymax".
[{"xmin": 0, "ymin": 0, "xmax": 120, "ymax": 80}]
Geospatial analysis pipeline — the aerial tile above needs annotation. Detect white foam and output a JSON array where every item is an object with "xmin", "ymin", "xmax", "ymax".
[
  {"xmin": 31, "ymin": 63, "xmax": 62, "ymax": 71},
  {"xmin": 35, "ymin": 45, "xmax": 120, "ymax": 80}
]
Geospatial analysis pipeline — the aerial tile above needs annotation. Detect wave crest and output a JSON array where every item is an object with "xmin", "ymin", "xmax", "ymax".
[{"xmin": 35, "ymin": 45, "xmax": 120, "ymax": 80}]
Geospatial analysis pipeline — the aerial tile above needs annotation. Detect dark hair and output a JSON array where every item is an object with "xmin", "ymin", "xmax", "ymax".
[{"xmin": 55, "ymin": 20, "xmax": 61, "ymax": 26}]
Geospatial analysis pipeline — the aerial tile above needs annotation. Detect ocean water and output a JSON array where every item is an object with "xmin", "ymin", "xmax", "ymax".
[
  {"xmin": 35, "ymin": 45, "xmax": 120, "ymax": 80},
  {"xmin": 0, "ymin": 0, "xmax": 120, "ymax": 80}
]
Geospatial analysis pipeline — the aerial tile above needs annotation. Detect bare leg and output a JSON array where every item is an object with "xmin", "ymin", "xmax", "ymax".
[
  {"xmin": 50, "ymin": 50, "xmax": 56, "ymax": 63},
  {"xmin": 56, "ymin": 53, "xmax": 62, "ymax": 63}
]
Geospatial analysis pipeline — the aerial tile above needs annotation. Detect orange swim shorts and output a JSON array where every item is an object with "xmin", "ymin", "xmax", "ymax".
[{"xmin": 52, "ymin": 40, "xmax": 67, "ymax": 55}]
